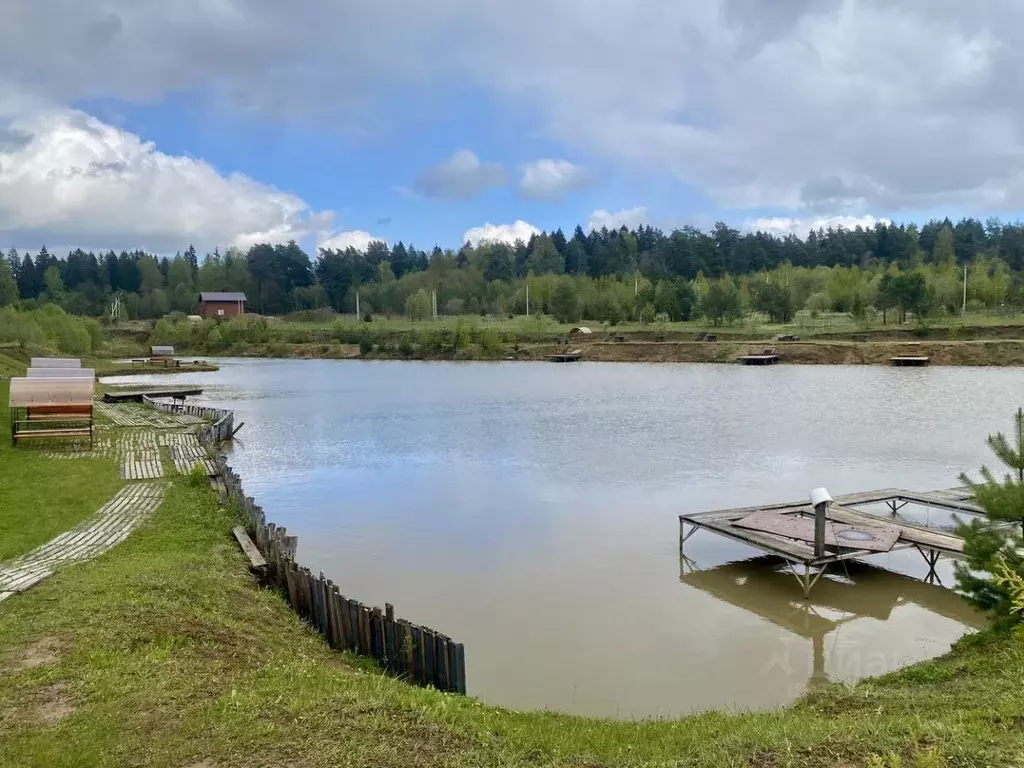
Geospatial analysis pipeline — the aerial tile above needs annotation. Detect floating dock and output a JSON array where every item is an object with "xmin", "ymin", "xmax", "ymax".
[
  {"xmin": 680, "ymin": 486, "xmax": 985, "ymax": 596},
  {"xmin": 549, "ymin": 350, "xmax": 583, "ymax": 363},
  {"xmin": 890, "ymin": 356, "xmax": 930, "ymax": 367},
  {"xmin": 102, "ymin": 387, "xmax": 203, "ymax": 403},
  {"xmin": 737, "ymin": 354, "xmax": 781, "ymax": 365}
]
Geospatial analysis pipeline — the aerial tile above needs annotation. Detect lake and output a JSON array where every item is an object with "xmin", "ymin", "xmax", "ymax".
[{"xmin": 102, "ymin": 359, "xmax": 1022, "ymax": 719}]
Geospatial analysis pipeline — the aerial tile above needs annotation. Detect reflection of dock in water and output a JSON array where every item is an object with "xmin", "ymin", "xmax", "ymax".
[{"xmin": 680, "ymin": 556, "xmax": 986, "ymax": 685}]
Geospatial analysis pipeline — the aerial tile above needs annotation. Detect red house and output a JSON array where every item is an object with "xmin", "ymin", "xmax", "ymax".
[{"xmin": 199, "ymin": 292, "xmax": 247, "ymax": 319}]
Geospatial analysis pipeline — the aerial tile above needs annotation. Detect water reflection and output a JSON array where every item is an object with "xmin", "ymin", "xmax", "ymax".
[{"xmin": 680, "ymin": 555, "xmax": 985, "ymax": 688}]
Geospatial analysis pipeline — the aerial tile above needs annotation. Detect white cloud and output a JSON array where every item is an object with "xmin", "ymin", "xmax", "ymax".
[
  {"xmin": 7, "ymin": 2, "xmax": 1024, "ymax": 219},
  {"xmin": 746, "ymin": 214, "xmax": 892, "ymax": 237},
  {"xmin": 317, "ymin": 230, "xmax": 385, "ymax": 252},
  {"xmin": 587, "ymin": 206, "xmax": 648, "ymax": 232},
  {"xmin": 462, "ymin": 220, "xmax": 540, "ymax": 246},
  {"xmin": 519, "ymin": 159, "xmax": 591, "ymax": 200},
  {"xmin": 412, "ymin": 149, "xmax": 507, "ymax": 199},
  {"xmin": 0, "ymin": 106, "xmax": 331, "ymax": 253}
]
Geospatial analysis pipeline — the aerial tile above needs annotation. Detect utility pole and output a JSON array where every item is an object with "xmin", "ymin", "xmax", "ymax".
[
  {"xmin": 355, "ymin": 290, "xmax": 360, "ymax": 318},
  {"xmin": 432, "ymin": 290, "xmax": 437, "ymax": 320},
  {"xmin": 962, "ymin": 265, "xmax": 968, "ymax": 317},
  {"xmin": 526, "ymin": 282, "xmax": 530, "ymax": 317}
]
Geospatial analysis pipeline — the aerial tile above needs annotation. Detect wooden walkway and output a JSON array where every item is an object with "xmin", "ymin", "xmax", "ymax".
[
  {"xmin": 0, "ymin": 482, "xmax": 165, "ymax": 601},
  {"xmin": 102, "ymin": 387, "xmax": 203, "ymax": 403},
  {"xmin": 1, "ymin": 398, "xmax": 226, "ymax": 601},
  {"xmin": 94, "ymin": 401, "xmax": 203, "ymax": 428}
]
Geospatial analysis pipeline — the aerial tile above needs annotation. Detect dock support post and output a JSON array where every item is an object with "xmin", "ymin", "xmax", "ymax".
[
  {"xmin": 791, "ymin": 562, "xmax": 829, "ymax": 598},
  {"xmin": 916, "ymin": 546, "xmax": 942, "ymax": 583},
  {"xmin": 813, "ymin": 502, "xmax": 828, "ymax": 558},
  {"xmin": 886, "ymin": 499, "xmax": 909, "ymax": 519},
  {"xmin": 678, "ymin": 518, "xmax": 698, "ymax": 555}
]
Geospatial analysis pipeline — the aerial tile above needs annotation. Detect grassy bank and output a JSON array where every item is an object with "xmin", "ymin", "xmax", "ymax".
[
  {"xmin": 106, "ymin": 310, "xmax": 1024, "ymax": 366},
  {"xmin": 1, "ymin": 437, "xmax": 1023, "ymax": 764}
]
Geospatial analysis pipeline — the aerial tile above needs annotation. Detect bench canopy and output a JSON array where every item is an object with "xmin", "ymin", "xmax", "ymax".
[
  {"xmin": 27, "ymin": 368, "xmax": 96, "ymax": 380},
  {"xmin": 151, "ymin": 345, "xmax": 175, "ymax": 356},
  {"xmin": 29, "ymin": 357, "xmax": 81, "ymax": 369},
  {"xmin": 9, "ymin": 377, "xmax": 94, "ymax": 407}
]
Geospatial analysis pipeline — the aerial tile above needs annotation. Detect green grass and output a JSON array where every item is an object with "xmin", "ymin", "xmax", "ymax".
[
  {"xmin": 0, "ymin": 455, "xmax": 1023, "ymax": 765},
  {"xmin": 0, "ymin": 379, "xmax": 123, "ymax": 562}
]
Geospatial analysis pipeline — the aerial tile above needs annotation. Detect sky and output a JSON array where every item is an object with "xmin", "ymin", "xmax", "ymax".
[{"xmin": 1, "ymin": 1, "xmax": 1024, "ymax": 256}]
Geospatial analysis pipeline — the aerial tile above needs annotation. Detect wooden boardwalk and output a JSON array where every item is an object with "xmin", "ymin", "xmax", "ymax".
[
  {"xmin": 102, "ymin": 387, "xmax": 203, "ymax": 403},
  {"xmin": 2, "ymin": 398, "xmax": 225, "ymax": 601},
  {"xmin": 94, "ymin": 401, "xmax": 203, "ymax": 429},
  {"xmin": 0, "ymin": 482, "xmax": 165, "ymax": 601}
]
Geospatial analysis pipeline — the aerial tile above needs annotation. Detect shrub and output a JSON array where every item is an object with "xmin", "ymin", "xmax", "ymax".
[
  {"xmin": 358, "ymin": 337, "xmax": 374, "ymax": 356},
  {"xmin": 398, "ymin": 339, "xmax": 415, "ymax": 357},
  {"xmin": 186, "ymin": 462, "xmax": 209, "ymax": 488},
  {"xmin": 957, "ymin": 407, "xmax": 1024, "ymax": 619},
  {"xmin": 479, "ymin": 328, "xmax": 501, "ymax": 353}
]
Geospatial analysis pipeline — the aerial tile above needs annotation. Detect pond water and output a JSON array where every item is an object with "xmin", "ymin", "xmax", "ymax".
[{"xmin": 103, "ymin": 360, "xmax": 1022, "ymax": 719}]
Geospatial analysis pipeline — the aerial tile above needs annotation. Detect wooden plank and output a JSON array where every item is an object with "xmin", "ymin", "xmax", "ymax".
[
  {"xmin": 360, "ymin": 605, "xmax": 372, "ymax": 655},
  {"xmin": 349, "ymin": 601, "xmax": 360, "ymax": 652},
  {"xmin": 826, "ymin": 503, "xmax": 965, "ymax": 554},
  {"xmin": 232, "ymin": 525, "xmax": 268, "ymax": 569},
  {"xmin": 339, "ymin": 593, "xmax": 353, "ymax": 649},
  {"xmin": 733, "ymin": 510, "xmax": 901, "ymax": 552},
  {"xmin": 411, "ymin": 626, "xmax": 423, "ymax": 684},
  {"xmin": 372, "ymin": 607, "xmax": 384, "ymax": 662},
  {"xmin": 401, "ymin": 622, "xmax": 413, "ymax": 684},
  {"xmin": 439, "ymin": 636, "xmax": 451, "ymax": 692},
  {"xmin": 424, "ymin": 629, "xmax": 435, "ymax": 688},
  {"xmin": 455, "ymin": 644, "xmax": 467, "ymax": 695},
  {"xmin": 695, "ymin": 519, "xmax": 818, "ymax": 562}
]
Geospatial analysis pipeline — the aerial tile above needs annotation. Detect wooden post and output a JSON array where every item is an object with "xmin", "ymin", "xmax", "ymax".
[{"xmin": 813, "ymin": 501, "xmax": 827, "ymax": 558}]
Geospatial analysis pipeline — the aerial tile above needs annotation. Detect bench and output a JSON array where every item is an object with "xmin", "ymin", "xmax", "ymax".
[
  {"xmin": 13, "ymin": 427, "xmax": 93, "ymax": 440},
  {"xmin": 232, "ymin": 525, "xmax": 268, "ymax": 572},
  {"xmin": 9, "ymin": 377, "xmax": 95, "ymax": 447}
]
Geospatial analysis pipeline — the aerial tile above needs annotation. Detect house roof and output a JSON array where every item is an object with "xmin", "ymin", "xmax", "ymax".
[{"xmin": 200, "ymin": 292, "xmax": 247, "ymax": 302}]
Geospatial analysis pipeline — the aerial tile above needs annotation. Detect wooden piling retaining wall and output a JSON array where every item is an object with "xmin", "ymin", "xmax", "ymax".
[
  {"xmin": 143, "ymin": 395, "xmax": 235, "ymax": 442},
  {"xmin": 153, "ymin": 397, "xmax": 469, "ymax": 694}
]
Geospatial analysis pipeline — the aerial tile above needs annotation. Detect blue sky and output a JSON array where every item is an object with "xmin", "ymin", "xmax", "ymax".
[
  {"xmin": 75, "ymin": 88, "xmax": 707, "ymax": 250},
  {"xmin": 1, "ymin": 1, "xmax": 1023, "ymax": 256}
]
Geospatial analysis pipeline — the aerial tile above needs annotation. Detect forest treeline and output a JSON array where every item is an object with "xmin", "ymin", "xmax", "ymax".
[{"xmin": 2, "ymin": 217, "xmax": 1024, "ymax": 325}]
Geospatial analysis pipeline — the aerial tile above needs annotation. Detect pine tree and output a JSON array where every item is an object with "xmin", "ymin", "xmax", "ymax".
[{"xmin": 956, "ymin": 407, "xmax": 1024, "ymax": 616}]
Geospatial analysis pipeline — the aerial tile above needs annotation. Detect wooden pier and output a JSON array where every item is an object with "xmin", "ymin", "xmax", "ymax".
[
  {"xmin": 549, "ymin": 349, "xmax": 583, "ymax": 363},
  {"xmin": 890, "ymin": 356, "xmax": 930, "ymax": 367},
  {"xmin": 737, "ymin": 348, "xmax": 781, "ymax": 365},
  {"xmin": 680, "ymin": 486, "xmax": 986, "ymax": 596},
  {"xmin": 103, "ymin": 387, "xmax": 203, "ymax": 403}
]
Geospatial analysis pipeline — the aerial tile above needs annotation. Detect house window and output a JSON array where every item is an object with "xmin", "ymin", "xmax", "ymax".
[{"xmin": 217, "ymin": 309, "xmax": 225, "ymax": 316}]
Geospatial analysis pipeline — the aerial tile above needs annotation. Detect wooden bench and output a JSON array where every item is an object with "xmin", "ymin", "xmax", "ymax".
[
  {"xmin": 232, "ymin": 525, "xmax": 267, "ymax": 573},
  {"xmin": 27, "ymin": 404, "xmax": 93, "ymax": 421},
  {"xmin": 13, "ymin": 427, "xmax": 93, "ymax": 440},
  {"xmin": 9, "ymin": 377, "xmax": 95, "ymax": 447}
]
